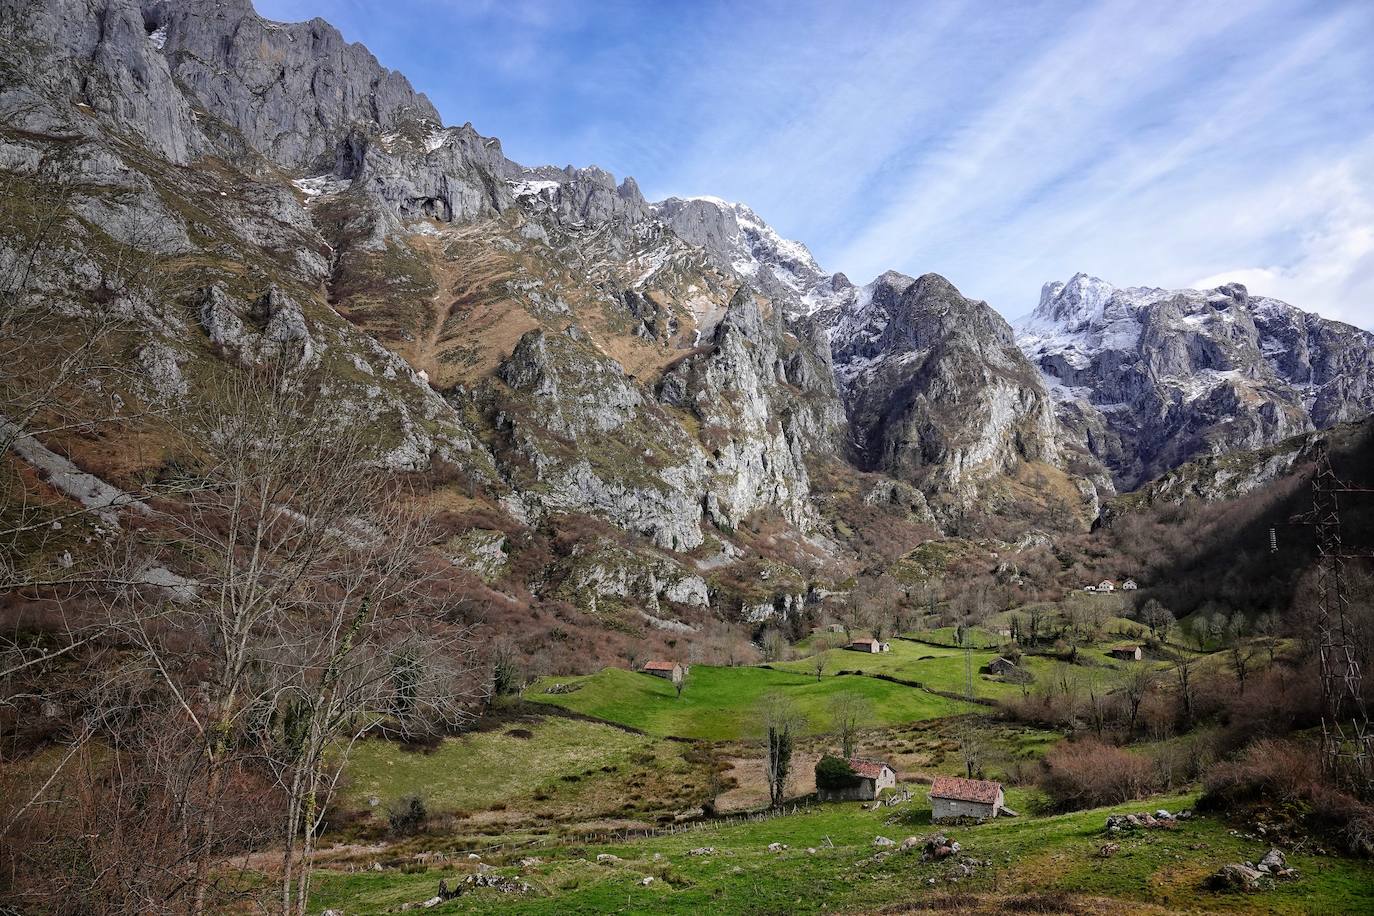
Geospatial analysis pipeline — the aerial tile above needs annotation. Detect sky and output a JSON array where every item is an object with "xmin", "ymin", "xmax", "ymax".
[{"xmin": 255, "ymin": 0, "xmax": 1374, "ymax": 329}]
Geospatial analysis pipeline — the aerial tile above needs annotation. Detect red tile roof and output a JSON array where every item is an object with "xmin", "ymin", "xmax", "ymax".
[
  {"xmin": 848, "ymin": 758, "xmax": 892, "ymax": 780},
  {"xmin": 849, "ymin": 638, "xmax": 879, "ymax": 647},
  {"xmin": 642, "ymin": 660, "xmax": 678, "ymax": 672},
  {"xmin": 929, "ymin": 775, "xmax": 1002, "ymax": 804}
]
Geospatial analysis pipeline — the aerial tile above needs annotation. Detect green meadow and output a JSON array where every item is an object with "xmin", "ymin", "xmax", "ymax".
[
  {"xmin": 524, "ymin": 665, "xmax": 977, "ymax": 740},
  {"xmin": 313, "ymin": 785, "xmax": 1374, "ymax": 914}
]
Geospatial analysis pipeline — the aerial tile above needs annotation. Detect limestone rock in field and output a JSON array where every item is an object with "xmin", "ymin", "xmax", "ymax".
[
  {"xmin": 1205, "ymin": 863, "xmax": 1267, "ymax": 891},
  {"xmin": 136, "ymin": 341, "xmax": 188, "ymax": 401}
]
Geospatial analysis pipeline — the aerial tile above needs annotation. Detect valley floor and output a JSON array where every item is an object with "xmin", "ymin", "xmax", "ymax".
[
  {"xmin": 299, "ymin": 621, "xmax": 1370, "ymax": 914},
  {"xmin": 309, "ymin": 783, "xmax": 1374, "ymax": 914}
]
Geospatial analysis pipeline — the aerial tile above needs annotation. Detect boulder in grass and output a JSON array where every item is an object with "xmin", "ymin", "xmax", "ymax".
[
  {"xmin": 1258, "ymin": 849, "xmax": 1285, "ymax": 873},
  {"xmin": 873, "ymin": 836, "xmax": 895, "ymax": 847},
  {"xmin": 1206, "ymin": 863, "xmax": 1267, "ymax": 892}
]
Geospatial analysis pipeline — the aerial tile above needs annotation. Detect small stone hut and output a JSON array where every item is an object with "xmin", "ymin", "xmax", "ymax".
[
  {"xmin": 818, "ymin": 757, "xmax": 897, "ymax": 802},
  {"xmin": 929, "ymin": 775, "xmax": 1008, "ymax": 822},
  {"xmin": 640, "ymin": 660, "xmax": 683, "ymax": 680}
]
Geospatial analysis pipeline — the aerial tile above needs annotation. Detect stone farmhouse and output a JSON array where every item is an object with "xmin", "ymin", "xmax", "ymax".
[
  {"xmin": 640, "ymin": 660, "xmax": 684, "ymax": 680},
  {"xmin": 1107, "ymin": 645, "xmax": 1143, "ymax": 661},
  {"xmin": 818, "ymin": 758, "xmax": 897, "ymax": 802},
  {"xmin": 929, "ymin": 775, "xmax": 1011, "ymax": 822},
  {"xmin": 846, "ymin": 637, "xmax": 891, "ymax": 653}
]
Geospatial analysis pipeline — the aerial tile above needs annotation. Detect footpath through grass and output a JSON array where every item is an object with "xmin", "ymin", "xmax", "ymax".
[
  {"xmin": 524, "ymin": 665, "xmax": 976, "ymax": 740},
  {"xmin": 312, "ymin": 785, "xmax": 1374, "ymax": 914}
]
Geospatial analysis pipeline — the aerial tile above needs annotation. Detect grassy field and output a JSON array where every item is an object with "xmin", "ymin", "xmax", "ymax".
[
  {"xmin": 312, "ymin": 784, "xmax": 1374, "ymax": 914},
  {"xmin": 341, "ymin": 716, "xmax": 667, "ymax": 817},
  {"xmin": 524, "ymin": 666, "xmax": 977, "ymax": 740},
  {"xmin": 771, "ymin": 638, "xmax": 1059, "ymax": 701}
]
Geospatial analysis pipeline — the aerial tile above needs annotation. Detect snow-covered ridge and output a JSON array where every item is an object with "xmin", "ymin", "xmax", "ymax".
[{"xmin": 1013, "ymin": 272, "xmax": 1374, "ymax": 490}]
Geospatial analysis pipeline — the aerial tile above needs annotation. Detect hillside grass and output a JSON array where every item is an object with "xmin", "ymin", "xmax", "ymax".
[
  {"xmin": 312, "ymin": 785, "xmax": 1374, "ymax": 914},
  {"xmin": 772, "ymin": 638, "xmax": 1056, "ymax": 701},
  {"xmin": 524, "ymin": 666, "xmax": 976, "ymax": 741},
  {"xmin": 340, "ymin": 717, "xmax": 659, "ymax": 816}
]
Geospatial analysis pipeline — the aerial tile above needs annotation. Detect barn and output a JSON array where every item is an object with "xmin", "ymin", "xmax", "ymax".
[
  {"xmin": 1107, "ymin": 645, "xmax": 1143, "ymax": 661},
  {"xmin": 929, "ymin": 775, "xmax": 1008, "ymax": 822},
  {"xmin": 640, "ymin": 660, "xmax": 683, "ymax": 680},
  {"xmin": 817, "ymin": 757, "xmax": 897, "ymax": 801},
  {"xmin": 846, "ymin": 638, "xmax": 890, "ymax": 653}
]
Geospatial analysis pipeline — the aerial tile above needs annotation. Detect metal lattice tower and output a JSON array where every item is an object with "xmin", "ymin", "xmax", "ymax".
[{"xmin": 1306, "ymin": 441, "xmax": 1374, "ymax": 795}]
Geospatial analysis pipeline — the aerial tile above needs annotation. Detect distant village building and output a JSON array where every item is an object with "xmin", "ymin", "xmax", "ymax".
[
  {"xmin": 1096, "ymin": 579, "xmax": 1115, "ymax": 592},
  {"xmin": 1122, "ymin": 578, "xmax": 1138, "ymax": 590},
  {"xmin": 818, "ymin": 758, "xmax": 897, "ymax": 802},
  {"xmin": 1107, "ymin": 645, "xmax": 1143, "ymax": 661},
  {"xmin": 846, "ymin": 638, "xmax": 891, "ymax": 653},
  {"xmin": 929, "ymin": 775, "xmax": 1011, "ymax": 822},
  {"xmin": 640, "ymin": 660, "xmax": 684, "ymax": 680},
  {"xmin": 1082, "ymin": 584, "xmax": 1097, "ymax": 592}
]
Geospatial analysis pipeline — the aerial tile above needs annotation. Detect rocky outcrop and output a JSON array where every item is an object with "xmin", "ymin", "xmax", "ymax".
[
  {"xmin": 557, "ymin": 539, "xmax": 710, "ymax": 615},
  {"xmin": 1018, "ymin": 274, "xmax": 1374, "ymax": 490},
  {"xmin": 652, "ymin": 196, "xmax": 832, "ymax": 310},
  {"xmin": 494, "ymin": 326, "xmax": 709, "ymax": 551},
  {"xmin": 150, "ymin": 0, "xmax": 439, "ymax": 171},
  {"xmin": 659, "ymin": 287, "xmax": 841, "ymax": 530},
  {"xmin": 829, "ymin": 272, "xmax": 1058, "ymax": 515},
  {"xmin": 196, "ymin": 285, "xmax": 316, "ymax": 369}
]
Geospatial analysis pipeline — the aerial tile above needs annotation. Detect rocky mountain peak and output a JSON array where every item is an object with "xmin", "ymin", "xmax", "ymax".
[
  {"xmin": 651, "ymin": 196, "xmax": 830, "ymax": 314},
  {"xmin": 1016, "ymin": 274, "xmax": 1374, "ymax": 490}
]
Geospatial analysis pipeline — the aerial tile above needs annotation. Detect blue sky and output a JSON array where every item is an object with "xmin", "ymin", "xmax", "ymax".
[{"xmin": 256, "ymin": 0, "xmax": 1374, "ymax": 328}]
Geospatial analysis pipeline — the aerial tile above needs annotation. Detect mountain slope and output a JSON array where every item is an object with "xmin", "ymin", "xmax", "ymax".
[{"xmin": 1018, "ymin": 273, "xmax": 1374, "ymax": 490}]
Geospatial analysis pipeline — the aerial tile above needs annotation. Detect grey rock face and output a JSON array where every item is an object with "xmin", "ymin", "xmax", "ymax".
[
  {"xmin": 495, "ymin": 328, "xmax": 709, "ymax": 551},
  {"xmin": 357, "ymin": 123, "xmax": 517, "ymax": 227},
  {"xmin": 511, "ymin": 165, "xmax": 651, "ymax": 232},
  {"xmin": 828, "ymin": 272, "xmax": 1058, "ymax": 515},
  {"xmin": 1018, "ymin": 274, "xmax": 1374, "ymax": 489},
  {"xmin": 652, "ymin": 196, "xmax": 830, "ymax": 309},
  {"xmin": 560, "ymin": 538, "xmax": 710, "ymax": 614},
  {"xmin": 0, "ymin": 0, "xmax": 199, "ymax": 164},
  {"xmin": 136, "ymin": 340, "xmax": 188, "ymax": 401},
  {"xmin": 197, "ymin": 284, "xmax": 315, "ymax": 369},
  {"xmin": 658, "ymin": 287, "xmax": 837, "ymax": 530},
  {"xmin": 149, "ymin": 0, "xmax": 438, "ymax": 171}
]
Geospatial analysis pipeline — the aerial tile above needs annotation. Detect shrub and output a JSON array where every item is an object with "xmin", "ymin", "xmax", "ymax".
[
  {"xmin": 814, "ymin": 755, "xmax": 860, "ymax": 791},
  {"xmin": 385, "ymin": 795, "xmax": 428, "ymax": 836},
  {"xmin": 1201, "ymin": 738, "xmax": 1374, "ymax": 856},
  {"xmin": 1038, "ymin": 738, "xmax": 1156, "ymax": 811}
]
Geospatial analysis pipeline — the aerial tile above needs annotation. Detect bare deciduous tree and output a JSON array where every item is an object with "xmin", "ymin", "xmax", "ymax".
[
  {"xmin": 107, "ymin": 365, "xmax": 484, "ymax": 915},
  {"xmin": 758, "ymin": 691, "xmax": 804, "ymax": 808},
  {"xmin": 829, "ymin": 691, "xmax": 871, "ymax": 759}
]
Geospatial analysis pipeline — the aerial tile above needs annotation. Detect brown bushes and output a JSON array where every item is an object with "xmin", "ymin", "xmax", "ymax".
[
  {"xmin": 1201, "ymin": 738, "xmax": 1374, "ymax": 857},
  {"xmin": 1038, "ymin": 738, "xmax": 1157, "ymax": 812}
]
